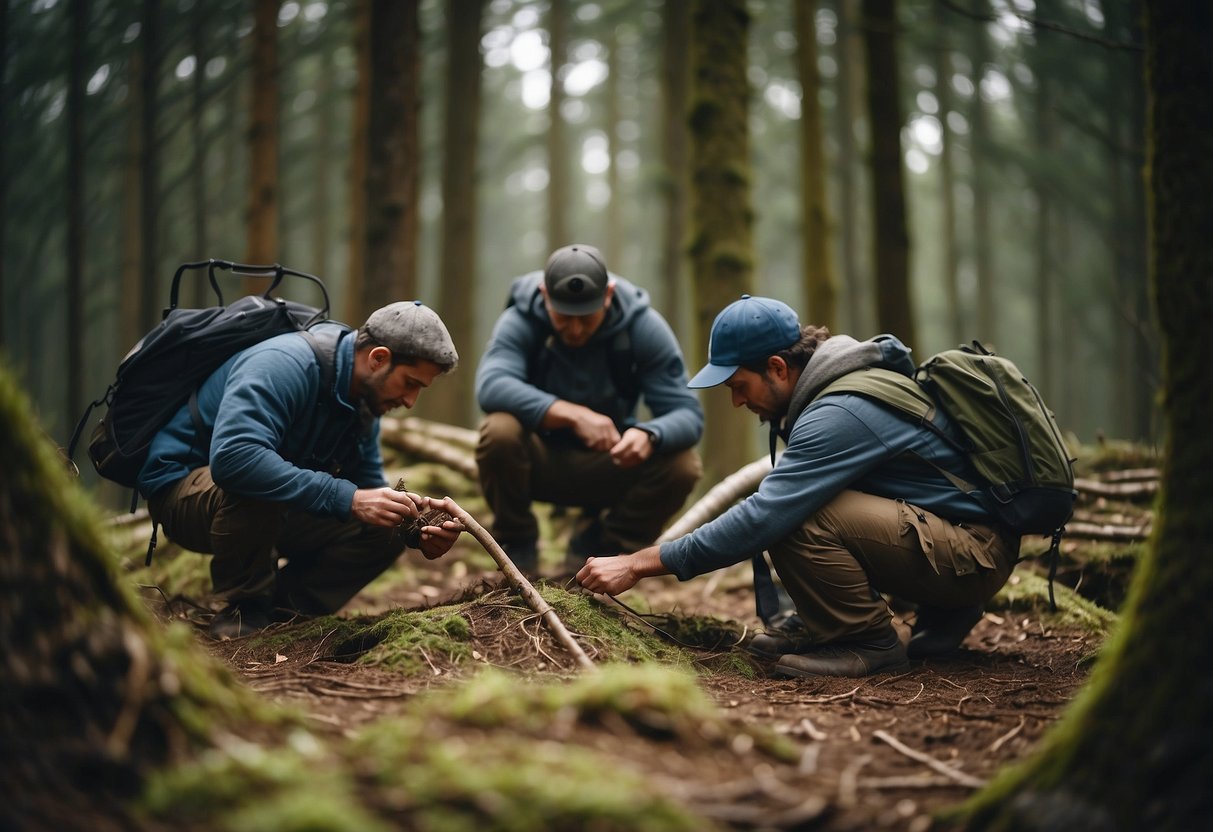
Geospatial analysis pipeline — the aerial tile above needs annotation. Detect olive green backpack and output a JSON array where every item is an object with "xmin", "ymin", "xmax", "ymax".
[{"xmin": 817, "ymin": 341, "xmax": 1076, "ymax": 605}]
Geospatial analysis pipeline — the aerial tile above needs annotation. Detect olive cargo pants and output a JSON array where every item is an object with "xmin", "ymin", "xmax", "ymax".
[
  {"xmin": 148, "ymin": 467, "xmax": 406, "ymax": 614},
  {"xmin": 769, "ymin": 490, "xmax": 1019, "ymax": 643},
  {"xmin": 476, "ymin": 412, "xmax": 702, "ymax": 552}
]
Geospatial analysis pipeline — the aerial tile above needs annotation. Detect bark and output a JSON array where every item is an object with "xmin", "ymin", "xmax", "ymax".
[
  {"xmin": 659, "ymin": 0, "xmax": 691, "ymax": 341},
  {"xmin": 955, "ymin": 2, "xmax": 1213, "ymax": 826},
  {"xmin": 688, "ymin": 0, "xmax": 754, "ymax": 484},
  {"xmin": 0, "ymin": 367, "xmax": 253, "ymax": 829},
  {"xmin": 1034, "ymin": 57, "xmax": 1056, "ymax": 402},
  {"xmin": 835, "ymin": 0, "xmax": 867, "ymax": 334},
  {"xmin": 546, "ymin": 0, "xmax": 570, "ymax": 250},
  {"xmin": 311, "ymin": 44, "xmax": 334, "ymax": 281},
  {"xmin": 138, "ymin": 0, "xmax": 160, "ymax": 331},
  {"xmin": 862, "ymin": 0, "xmax": 915, "ymax": 347},
  {"xmin": 968, "ymin": 0, "xmax": 994, "ymax": 343},
  {"xmin": 431, "ymin": 0, "xmax": 485, "ymax": 427},
  {"xmin": 0, "ymin": 0, "xmax": 8, "ymax": 348},
  {"xmin": 360, "ymin": 0, "xmax": 421, "ymax": 319},
  {"xmin": 604, "ymin": 29, "xmax": 622, "ymax": 268},
  {"xmin": 120, "ymin": 50, "xmax": 143, "ymax": 351},
  {"xmin": 190, "ymin": 0, "xmax": 211, "ymax": 307},
  {"xmin": 245, "ymin": 0, "xmax": 281, "ymax": 290},
  {"xmin": 933, "ymin": 0, "xmax": 962, "ymax": 345},
  {"xmin": 66, "ymin": 0, "xmax": 87, "ymax": 424},
  {"xmin": 345, "ymin": 0, "xmax": 370, "ymax": 320},
  {"xmin": 796, "ymin": 0, "xmax": 837, "ymax": 330}
]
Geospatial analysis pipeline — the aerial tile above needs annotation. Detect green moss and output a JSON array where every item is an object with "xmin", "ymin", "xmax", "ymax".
[
  {"xmin": 358, "ymin": 607, "xmax": 474, "ymax": 673},
  {"xmin": 989, "ymin": 571, "xmax": 1118, "ymax": 634},
  {"xmin": 537, "ymin": 585, "xmax": 696, "ymax": 670}
]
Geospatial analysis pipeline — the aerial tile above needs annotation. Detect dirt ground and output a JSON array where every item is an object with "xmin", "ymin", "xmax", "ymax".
[{"xmin": 180, "ymin": 539, "xmax": 1101, "ymax": 832}]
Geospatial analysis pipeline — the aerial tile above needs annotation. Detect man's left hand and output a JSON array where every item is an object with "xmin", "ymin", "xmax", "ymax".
[{"xmin": 610, "ymin": 427, "xmax": 655, "ymax": 469}]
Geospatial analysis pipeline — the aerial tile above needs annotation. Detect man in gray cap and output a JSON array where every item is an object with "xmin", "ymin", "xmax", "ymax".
[
  {"xmin": 138, "ymin": 300, "xmax": 463, "ymax": 638},
  {"xmin": 475, "ymin": 244, "xmax": 704, "ymax": 575}
]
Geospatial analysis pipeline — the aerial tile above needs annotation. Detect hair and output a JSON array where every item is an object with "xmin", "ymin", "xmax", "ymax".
[
  {"xmin": 740, "ymin": 324, "xmax": 831, "ymax": 375},
  {"xmin": 354, "ymin": 327, "xmax": 456, "ymax": 373}
]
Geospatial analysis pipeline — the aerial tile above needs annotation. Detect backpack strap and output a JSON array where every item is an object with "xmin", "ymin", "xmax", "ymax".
[
  {"xmin": 527, "ymin": 323, "xmax": 639, "ymax": 404},
  {"xmin": 297, "ymin": 327, "xmax": 354, "ymax": 468}
]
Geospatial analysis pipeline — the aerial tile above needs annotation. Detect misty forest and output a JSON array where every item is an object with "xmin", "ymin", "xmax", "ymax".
[{"xmin": 2, "ymin": 0, "xmax": 1211, "ymax": 830}]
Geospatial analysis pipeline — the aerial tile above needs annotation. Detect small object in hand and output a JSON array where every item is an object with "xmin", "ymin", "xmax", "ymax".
[{"xmin": 393, "ymin": 477, "xmax": 455, "ymax": 548}]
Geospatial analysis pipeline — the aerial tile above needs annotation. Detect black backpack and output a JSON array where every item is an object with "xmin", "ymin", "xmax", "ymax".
[{"xmin": 67, "ymin": 260, "xmax": 335, "ymax": 497}]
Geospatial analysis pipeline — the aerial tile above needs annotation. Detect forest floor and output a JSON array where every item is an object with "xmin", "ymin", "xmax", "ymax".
[{"xmin": 142, "ymin": 537, "xmax": 1106, "ymax": 832}]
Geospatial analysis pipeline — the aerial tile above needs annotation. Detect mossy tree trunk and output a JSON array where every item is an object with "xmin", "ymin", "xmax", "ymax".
[
  {"xmin": 955, "ymin": 3, "xmax": 1213, "ymax": 827},
  {"xmin": 862, "ymin": 0, "xmax": 915, "ymax": 348},
  {"xmin": 546, "ymin": 0, "xmax": 570, "ymax": 250},
  {"xmin": 137, "ymin": 0, "xmax": 161, "ymax": 332},
  {"xmin": 0, "ymin": 366, "xmax": 254, "ymax": 829},
  {"xmin": 659, "ymin": 0, "xmax": 691, "ymax": 342},
  {"xmin": 431, "ymin": 0, "xmax": 485, "ymax": 427},
  {"xmin": 245, "ymin": 0, "xmax": 280, "ymax": 292},
  {"xmin": 968, "ymin": 0, "xmax": 994, "ymax": 344},
  {"xmin": 359, "ymin": 0, "xmax": 421, "ymax": 318},
  {"xmin": 795, "ymin": 0, "xmax": 837, "ymax": 331},
  {"xmin": 688, "ymin": 0, "xmax": 755, "ymax": 484}
]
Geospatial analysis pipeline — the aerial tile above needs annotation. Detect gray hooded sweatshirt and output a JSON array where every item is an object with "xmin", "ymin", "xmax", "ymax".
[{"xmin": 659, "ymin": 334, "xmax": 993, "ymax": 580}]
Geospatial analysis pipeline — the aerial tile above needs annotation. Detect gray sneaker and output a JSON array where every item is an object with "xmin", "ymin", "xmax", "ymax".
[{"xmin": 774, "ymin": 628, "xmax": 908, "ymax": 678}]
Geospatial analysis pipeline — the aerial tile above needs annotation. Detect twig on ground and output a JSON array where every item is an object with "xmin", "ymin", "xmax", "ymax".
[
  {"xmin": 439, "ymin": 497, "xmax": 595, "ymax": 672},
  {"xmin": 989, "ymin": 716, "xmax": 1027, "ymax": 752},
  {"xmin": 873, "ymin": 729, "xmax": 987, "ymax": 789},
  {"xmin": 837, "ymin": 753, "xmax": 873, "ymax": 808}
]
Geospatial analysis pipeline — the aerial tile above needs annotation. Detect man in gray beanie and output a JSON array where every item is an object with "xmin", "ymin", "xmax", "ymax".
[{"xmin": 138, "ymin": 300, "xmax": 462, "ymax": 638}]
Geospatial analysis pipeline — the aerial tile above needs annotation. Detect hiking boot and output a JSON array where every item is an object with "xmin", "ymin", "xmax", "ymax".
[
  {"xmin": 907, "ymin": 605, "xmax": 984, "ymax": 659},
  {"xmin": 746, "ymin": 631, "xmax": 816, "ymax": 660},
  {"xmin": 208, "ymin": 601, "xmax": 273, "ymax": 640},
  {"xmin": 773, "ymin": 627, "xmax": 908, "ymax": 678},
  {"xmin": 499, "ymin": 539, "xmax": 539, "ymax": 576}
]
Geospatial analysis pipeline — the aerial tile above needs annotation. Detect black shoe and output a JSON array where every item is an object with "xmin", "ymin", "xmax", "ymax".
[
  {"xmin": 907, "ymin": 605, "xmax": 984, "ymax": 659},
  {"xmin": 774, "ymin": 627, "xmax": 908, "ymax": 678},
  {"xmin": 499, "ymin": 539, "xmax": 539, "ymax": 576},
  {"xmin": 569, "ymin": 521, "xmax": 625, "ymax": 558},
  {"xmin": 208, "ymin": 601, "xmax": 273, "ymax": 640},
  {"xmin": 745, "ymin": 631, "xmax": 815, "ymax": 660}
]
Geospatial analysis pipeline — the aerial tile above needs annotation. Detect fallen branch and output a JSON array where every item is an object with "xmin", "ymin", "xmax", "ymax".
[
  {"xmin": 1074, "ymin": 477, "xmax": 1157, "ymax": 499},
  {"xmin": 437, "ymin": 497, "xmax": 596, "ymax": 672},
  {"xmin": 1064, "ymin": 520, "xmax": 1152, "ymax": 541},
  {"xmin": 391, "ymin": 416, "xmax": 479, "ymax": 449},
  {"xmin": 659, "ymin": 456, "xmax": 772, "ymax": 543},
  {"xmin": 380, "ymin": 425, "xmax": 479, "ymax": 481},
  {"xmin": 872, "ymin": 729, "xmax": 987, "ymax": 788}
]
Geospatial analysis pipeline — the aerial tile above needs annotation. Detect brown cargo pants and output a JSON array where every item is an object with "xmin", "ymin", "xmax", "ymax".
[
  {"xmin": 476, "ymin": 412, "xmax": 702, "ymax": 552},
  {"xmin": 148, "ymin": 467, "xmax": 406, "ymax": 615},
  {"xmin": 769, "ymin": 490, "xmax": 1019, "ymax": 643}
]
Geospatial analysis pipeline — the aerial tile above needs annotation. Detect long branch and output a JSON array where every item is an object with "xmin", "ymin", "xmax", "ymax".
[
  {"xmin": 658, "ymin": 456, "xmax": 772, "ymax": 543},
  {"xmin": 437, "ymin": 497, "xmax": 596, "ymax": 672}
]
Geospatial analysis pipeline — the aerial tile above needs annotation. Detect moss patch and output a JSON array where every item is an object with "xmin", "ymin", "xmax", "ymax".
[{"xmin": 990, "ymin": 571, "xmax": 1118, "ymax": 634}]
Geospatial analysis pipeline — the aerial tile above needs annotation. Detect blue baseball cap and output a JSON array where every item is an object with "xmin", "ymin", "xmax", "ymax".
[{"xmin": 688, "ymin": 294, "xmax": 802, "ymax": 388}]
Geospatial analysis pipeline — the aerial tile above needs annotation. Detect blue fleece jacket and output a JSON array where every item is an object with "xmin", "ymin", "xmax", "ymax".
[
  {"xmin": 475, "ymin": 272, "xmax": 703, "ymax": 450},
  {"xmin": 659, "ymin": 334, "xmax": 997, "ymax": 580},
  {"xmin": 137, "ymin": 324, "xmax": 386, "ymax": 518}
]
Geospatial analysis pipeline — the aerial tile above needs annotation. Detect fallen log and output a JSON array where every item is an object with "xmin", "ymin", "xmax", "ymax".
[
  {"xmin": 658, "ymin": 456, "xmax": 773, "ymax": 543},
  {"xmin": 1063, "ymin": 520, "xmax": 1152, "ymax": 541},
  {"xmin": 379, "ymin": 423, "xmax": 479, "ymax": 481},
  {"xmin": 385, "ymin": 416, "xmax": 479, "ymax": 449},
  {"xmin": 1074, "ymin": 477, "xmax": 1158, "ymax": 499},
  {"xmin": 437, "ymin": 496, "xmax": 596, "ymax": 672}
]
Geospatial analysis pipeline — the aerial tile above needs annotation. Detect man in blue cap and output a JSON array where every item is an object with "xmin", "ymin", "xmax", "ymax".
[
  {"xmin": 577, "ymin": 295, "xmax": 1020, "ymax": 677},
  {"xmin": 475, "ymin": 244, "xmax": 703, "ymax": 575}
]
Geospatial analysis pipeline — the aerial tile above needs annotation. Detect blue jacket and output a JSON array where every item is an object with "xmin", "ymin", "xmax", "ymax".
[
  {"xmin": 475, "ymin": 272, "xmax": 704, "ymax": 450},
  {"xmin": 138, "ymin": 323, "xmax": 386, "ymax": 518},
  {"xmin": 660, "ymin": 334, "xmax": 999, "ymax": 580}
]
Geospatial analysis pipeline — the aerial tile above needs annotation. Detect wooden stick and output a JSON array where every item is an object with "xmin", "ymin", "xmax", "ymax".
[
  {"xmin": 380, "ymin": 426, "xmax": 479, "ymax": 481},
  {"xmin": 872, "ymin": 729, "xmax": 986, "ymax": 788},
  {"xmin": 391, "ymin": 415, "xmax": 479, "ymax": 448},
  {"xmin": 437, "ymin": 497, "xmax": 596, "ymax": 672},
  {"xmin": 1074, "ymin": 477, "xmax": 1157, "ymax": 499}
]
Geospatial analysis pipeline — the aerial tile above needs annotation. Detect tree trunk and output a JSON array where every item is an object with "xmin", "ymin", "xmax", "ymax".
[
  {"xmin": 311, "ymin": 43, "xmax": 334, "ymax": 282},
  {"xmin": 1034, "ymin": 50, "xmax": 1055, "ymax": 402},
  {"xmin": 190, "ymin": 0, "xmax": 210, "ymax": 307},
  {"xmin": 0, "ymin": 366, "xmax": 256, "ymax": 829},
  {"xmin": 862, "ymin": 0, "xmax": 915, "ymax": 347},
  {"xmin": 66, "ymin": 0, "xmax": 88, "ymax": 425},
  {"xmin": 835, "ymin": 0, "xmax": 867, "ymax": 335},
  {"xmin": 360, "ymin": 0, "xmax": 421, "ymax": 320},
  {"xmin": 0, "ymin": 0, "xmax": 8, "ymax": 349},
  {"xmin": 659, "ymin": 0, "xmax": 691, "ymax": 341},
  {"xmin": 138, "ymin": 0, "xmax": 160, "ymax": 331},
  {"xmin": 245, "ymin": 0, "xmax": 280, "ymax": 291},
  {"xmin": 933, "ymin": 0, "xmax": 962, "ymax": 346},
  {"xmin": 795, "ymin": 0, "xmax": 837, "ymax": 330},
  {"xmin": 120, "ymin": 50, "xmax": 143, "ymax": 353},
  {"xmin": 345, "ymin": 0, "xmax": 371, "ymax": 322},
  {"xmin": 968, "ymin": 0, "xmax": 994, "ymax": 344},
  {"xmin": 547, "ymin": 0, "xmax": 570, "ymax": 250},
  {"xmin": 955, "ymin": 2, "xmax": 1213, "ymax": 826},
  {"xmin": 688, "ymin": 0, "xmax": 754, "ymax": 484},
  {"xmin": 604, "ymin": 28, "xmax": 622, "ymax": 268},
  {"xmin": 431, "ymin": 0, "xmax": 485, "ymax": 427}
]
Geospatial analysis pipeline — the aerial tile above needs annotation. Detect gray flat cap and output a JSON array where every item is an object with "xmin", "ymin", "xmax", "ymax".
[{"xmin": 363, "ymin": 301, "xmax": 458, "ymax": 369}]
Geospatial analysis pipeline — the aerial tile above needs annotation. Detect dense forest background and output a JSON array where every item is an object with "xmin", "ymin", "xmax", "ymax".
[{"xmin": 0, "ymin": 0, "xmax": 1155, "ymax": 489}]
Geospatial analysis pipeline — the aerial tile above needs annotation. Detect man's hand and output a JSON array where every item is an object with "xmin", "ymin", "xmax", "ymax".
[
  {"xmin": 610, "ymin": 427, "xmax": 655, "ymax": 469},
  {"xmin": 576, "ymin": 546, "xmax": 669, "ymax": 595},
  {"xmin": 415, "ymin": 518, "xmax": 461, "ymax": 560},
  {"xmin": 543, "ymin": 400, "xmax": 621, "ymax": 451},
  {"xmin": 351, "ymin": 486, "xmax": 422, "ymax": 528}
]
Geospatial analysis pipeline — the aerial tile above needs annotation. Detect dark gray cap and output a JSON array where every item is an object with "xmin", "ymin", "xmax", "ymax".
[
  {"xmin": 543, "ymin": 244, "xmax": 609, "ymax": 316},
  {"xmin": 363, "ymin": 301, "xmax": 458, "ymax": 370}
]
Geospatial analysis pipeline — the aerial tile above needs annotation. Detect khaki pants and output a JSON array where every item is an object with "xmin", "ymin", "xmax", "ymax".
[
  {"xmin": 476, "ymin": 412, "xmax": 702, "ymax": 551},
  {"xmin": 148, "ymin": 467, "xmax": 405, "ymax": 614},
  {"xmin": 769, "ymin": 490, "xmax": 1018, "ymax": 643}
]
